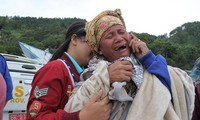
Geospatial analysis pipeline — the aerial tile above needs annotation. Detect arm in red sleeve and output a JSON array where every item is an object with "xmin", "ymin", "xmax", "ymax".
[{"xmin": 26, "ymin": 61, "xmax": 80, "ymax": 120}]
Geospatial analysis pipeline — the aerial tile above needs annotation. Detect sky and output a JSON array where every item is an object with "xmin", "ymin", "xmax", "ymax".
[{"xmin": 0, "ymin": 0, "xmax": 200, "ymax": 36}]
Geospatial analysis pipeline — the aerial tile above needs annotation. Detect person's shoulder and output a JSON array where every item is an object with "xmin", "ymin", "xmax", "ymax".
[
  {"xmin": 47, "ymin": 60, "xmax": 65, "ymax": 66},
  {"xmin": 0, "ymin": 54, "xmax": 5, "ymax": 60},
  {"xmin": 0, "ymin": 54, "xmax": 6, "ymax": 63},
  {"xmin": 40, "ymin": 60, "xmax": 65, "ymax": 70}
]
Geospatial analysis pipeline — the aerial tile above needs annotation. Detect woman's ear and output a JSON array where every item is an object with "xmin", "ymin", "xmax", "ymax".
[{"xmin": 71, "ymin": 34, "xmax": 78, "ymax": 46}]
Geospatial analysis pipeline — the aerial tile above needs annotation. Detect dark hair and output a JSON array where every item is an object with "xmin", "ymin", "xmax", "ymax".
[{"xmin": 49, "ymin": 21, "xmax": 86, "ymax": 62}]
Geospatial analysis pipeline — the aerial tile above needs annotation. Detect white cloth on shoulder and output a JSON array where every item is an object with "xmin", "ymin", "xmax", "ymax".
[{"xmin": 65, "ymin": 61, "xmax": 195, "ymax": 120}]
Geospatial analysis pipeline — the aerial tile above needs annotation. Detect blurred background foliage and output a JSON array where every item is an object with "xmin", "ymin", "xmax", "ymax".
[{"xmin": 0, "ymin": 16, "xmax": 200, "ymax": 70}]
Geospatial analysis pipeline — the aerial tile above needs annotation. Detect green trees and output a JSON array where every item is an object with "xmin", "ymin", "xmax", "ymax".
[
  {"xmin": 0, "ymin": 16, "xmax": 86, "ymax": 54},
  {"xmin": 135, "ymin": 22, "xmax": 200, "ymax": 70},
  {"xmin": 0, "ymin": 16, "xmax": 199, "ymax": 70}
]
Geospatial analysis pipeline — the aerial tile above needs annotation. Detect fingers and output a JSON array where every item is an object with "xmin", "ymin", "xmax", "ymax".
[
  {"xmin": 106, "ymin": 102, "xmax": 112, "ymax": 119},
  {"xmin": 129, "ymin": 31, "xmax": 137, "ymax": 40},
  {"xmin": 100, "ymin": 97, "xmax": 112, "ymax": 119},
  {"xmin": 134, "ymin": 41, "xmax": 149, "ymax": 57},
  {"xmin": 129, "ymin": 37, "xmax": 141, "ymax": 52},
  {"xmin": 120, "ymin": 62, "xmax": 133, "ymax": 80},
  {"xmin": 134, "ymin": 41, "xmax": 142, "ymax": 53},
  {"xmin": 128, "ymin": 35, "xmax": 149, "ymax": 58},
  {"xmin": 89, "ymin": 89, "xmax": 103, "ymax": 103},
  {"xmin": 100, "ymin": 95, "xmax": 110, "ymax": 105},
  {"xmin": 119, "ymin": 61, "xmax": 132, "ymax": 71},
  {"xmin": 120, "ymin": 60, "xmax": 132, "ymax": 65},
  {"xmin": 108, "ymin": 61, "xmax": 133, "ymax": 83}
]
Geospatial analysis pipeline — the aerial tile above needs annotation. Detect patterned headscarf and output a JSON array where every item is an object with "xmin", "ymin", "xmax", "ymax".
[{"xmin": 85, "ymin": 9, "xmax": 126, "ymax": 55}]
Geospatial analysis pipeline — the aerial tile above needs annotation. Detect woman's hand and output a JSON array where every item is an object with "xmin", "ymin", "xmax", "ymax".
[
  {"xmin": 79, "ymin": 89, "xmax": 112, "ymax": 120},
  {"xmin": 108, "ymin": 61, "xmax": 133, "ymax": 83},
  {"xmin": 128, "ymin": 33, "xmax": 149, "ymax": 59}
]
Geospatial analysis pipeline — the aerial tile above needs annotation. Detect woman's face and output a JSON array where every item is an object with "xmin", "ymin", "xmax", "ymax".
[
  {"xmin": 99, "ymin": 24, "xmax": 131, "ymax": 62},
  {"xmin": 76, "ymin": 36, "xmax": 93, "ymax": 66}
]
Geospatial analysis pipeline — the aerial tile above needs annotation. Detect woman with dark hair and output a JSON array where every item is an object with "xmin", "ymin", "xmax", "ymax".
[{"xmin": 26, "ymin": 21, "xmax": 112, "ymax": 120}]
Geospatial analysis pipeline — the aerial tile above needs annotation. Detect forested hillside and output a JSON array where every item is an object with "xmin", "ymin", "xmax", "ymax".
[
  {"xmin": 0, "ymin": 16, "xmax": 200, "ymax": 70},
  {"xmin": 0, "ymin": 16, "xmax": 86, "ymax": 54}
]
